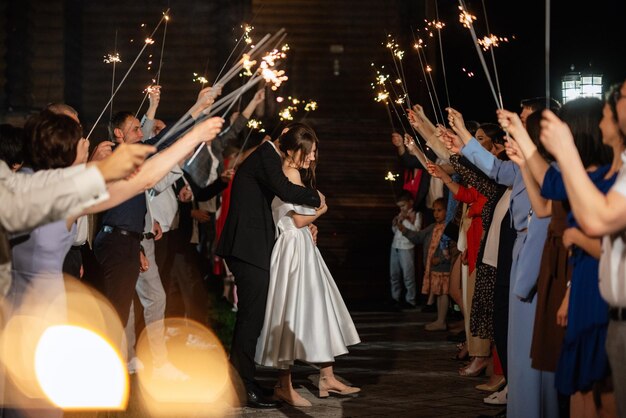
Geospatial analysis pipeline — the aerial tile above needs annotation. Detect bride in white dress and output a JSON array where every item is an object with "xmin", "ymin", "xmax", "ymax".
[{"xmin": 254, "ymin": 124, "xmax": 361, "ymax": 407}]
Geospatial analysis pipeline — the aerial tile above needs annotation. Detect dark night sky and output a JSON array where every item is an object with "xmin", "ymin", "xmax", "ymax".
[{"xmin": 408, "ymin": 0, "xmax": 626, "ymax": 124}]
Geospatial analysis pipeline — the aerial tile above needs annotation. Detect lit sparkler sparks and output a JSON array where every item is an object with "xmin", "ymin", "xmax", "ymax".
[
  {"xmin": 192, "ymin": 72, "xmax": 209, "ymax": 84},
  {"xmin": 242, "ymin": 24, "xmax": 254, "ymax": 44},
  {"xmin": 458, "ymin": 6, "xmax": 477, "ymax": 28},
  {"xmin": 103, "ymin": 53, "xmax": 121, "ymax": 64},
  {"xmin": 279, "ymin": 107, "xmax": 295, "ymax": 121},
  {"xmin": 247, "ymin": 118, "xmax": 265, "ymax": 132},
  {"xmin": 384, "ymin": 171, "xmax": 400, "ymax": 182},
  {"xmin": 462, "ymin": 67, "xmax": 475, "ymax": 78},
  {"xmin": 304, "ymin": 100, "xmax": 318, "ymax": 112},
  {"xmin": 477, "ymin": 34, "xmax": 509, "ymax": 51},
  {"xmin": 241, "ymin": 54, "xmax": 257, "ymax": 76},
  {"xmin": 375, "ymin": 91, "xmax": 390, "ymax": 103},
  {"xmin": 259, "ymin": 49, "xmax": 289, "ymax": 91},
  {"xmin": 145, "ymin": 37, "xmax": 155, "ymax": 45}
]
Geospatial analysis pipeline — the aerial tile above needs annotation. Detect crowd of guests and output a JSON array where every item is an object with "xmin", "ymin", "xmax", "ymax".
[
  {"xmin": 0, "ymin": 74, "xmax": 364, "ymax": 414},
  {"xmin": 388, "ymin": 78, "xmax": 626, "ymax": 418}
]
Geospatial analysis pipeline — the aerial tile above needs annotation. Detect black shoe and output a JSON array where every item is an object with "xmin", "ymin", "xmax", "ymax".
[
  {"xmin": 246, "ymin": 390, "xmax": 281, "ymax": 409},
  {"xmin": 400, "ymin": 301, "xmax": 418, "ymax": 310}
]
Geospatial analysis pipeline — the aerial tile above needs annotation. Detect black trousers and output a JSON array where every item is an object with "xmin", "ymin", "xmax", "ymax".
[
  {"xmin": 493, "ymin": 210, "xmax": 516, "ymax": 378},
  {"xmin": 225, "ymin": 256, "xmax": 270, "ymax": 391},
  {"xmin": 93, "ymin": 231, "xmax": 141, "ymax": 326},
  {"xmin": 62, "ymin": 246, "xmax": 83, "ymax": 279}
]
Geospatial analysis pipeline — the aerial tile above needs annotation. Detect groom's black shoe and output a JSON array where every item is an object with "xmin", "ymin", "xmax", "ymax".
[{"xmin": 246, "ymin": 389, "xmax": 281, "ymax": 409}]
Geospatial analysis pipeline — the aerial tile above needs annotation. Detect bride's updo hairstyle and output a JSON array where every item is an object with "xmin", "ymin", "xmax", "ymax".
[{"xmin": 278, "ymin": 122, "xmax": 319, "ymax": 188}]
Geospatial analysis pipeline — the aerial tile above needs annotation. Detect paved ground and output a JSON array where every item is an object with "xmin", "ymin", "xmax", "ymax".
[
  {"xmin": 66, "ymin": 309, "xmax": 505, "ymax": 418},
  {"xmin": 232, "ymin": 309, "xmax": 504, "ymax": 418}
]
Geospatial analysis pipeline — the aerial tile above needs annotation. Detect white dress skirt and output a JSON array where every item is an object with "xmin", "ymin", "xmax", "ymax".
[{"xmin": 255, "ymin": 198, "xmax": 360, "ymax": 369}]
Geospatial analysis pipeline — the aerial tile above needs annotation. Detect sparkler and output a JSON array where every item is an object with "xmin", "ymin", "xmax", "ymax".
[
  {"xmin": 87, "ymin": 10, "xmax": 169, "ymax": 140},
  {"xmin": 457, "ymin": 0, "xmax": 501, "ymax": 109},
  {"xmin": 384, "ymin": 171, "xmax": 400, "ymax": 200},
  {"xmin": 545, "ymin": 0, "xmax": 551, "ymax": 108},
  {"xmin": 104, "ymin": 30, "xmax": 120, "ymax": 121},
  {"xmin": 155, "ymin": 12, "xmax": 169, "ymax": 85},
  {"xmin": 371, "ymin": 64, "xmax": 404, "ymax": 132},
  {"xmin": 412, "ymin": 35, "xmax": 444, "ymax": 125},
  {"xmin": 477, "ymin": 34, "xmax": 509, "ymax": 51},
  {"xmin": 434, "ymin": 1, "xmax": 451, "ymax": 109},
  {"xmin": 231, "ymin": 117, "xmax": 264, "ymax": 168},
  {"xmin": 385, "ymin": 35, "xmax": 411, "ymax": 108}
]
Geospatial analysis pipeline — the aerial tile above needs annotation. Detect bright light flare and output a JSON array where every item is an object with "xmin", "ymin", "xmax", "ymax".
[
  {"xmin": 135, "ymin": 318, "xmax": 237, "ymax": 417},
  {"xmin": 35, "ymin": 325, "xmax": 128, "ymax": 409},
  {"xmin": 145, "ymin": 38, "xmax": 155, "ymax": 45}
]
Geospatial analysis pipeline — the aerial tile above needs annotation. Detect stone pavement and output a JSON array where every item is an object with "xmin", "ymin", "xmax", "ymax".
[{"xmin": 233, "ymin": 310, "xmax": 505, "ymax": 418}]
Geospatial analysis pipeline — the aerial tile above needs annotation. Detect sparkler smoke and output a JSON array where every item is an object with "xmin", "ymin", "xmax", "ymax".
[{"xmin": 87, "ymin": 10, "xmax": 169, "ymax": 140}]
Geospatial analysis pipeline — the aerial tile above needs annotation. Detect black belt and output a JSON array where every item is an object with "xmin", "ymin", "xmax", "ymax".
[
  {"xmin": 143, "ymin": 232, "xmax": 155, "ymax": 240},
  {"xmin": 102, "ymin": 225, "xmax": 143, "ymax": 241},
  {"xmin": 70, "ymin": 244, "xmax": 84, "ymax": 250},
  {"xmin": 609, "ymin": 307, "xmax": 626, "ymax": 321}
]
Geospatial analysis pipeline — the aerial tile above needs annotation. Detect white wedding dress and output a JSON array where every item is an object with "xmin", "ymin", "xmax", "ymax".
[{"xmin": 255, "ymin": 198, "xmax": 360, "ymax": 369}]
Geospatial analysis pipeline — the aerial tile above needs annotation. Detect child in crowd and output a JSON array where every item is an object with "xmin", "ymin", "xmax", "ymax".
[
  {"xmin": 400, "ymin": 197, "xmax": 451, "ymax": 330},
  {"xmin": 390, "ymin": 191, "xmax": 422, "ymax": 309}
]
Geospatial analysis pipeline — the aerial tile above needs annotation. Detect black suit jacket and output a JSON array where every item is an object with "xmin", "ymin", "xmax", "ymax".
[{"xmin": 215, "ymin": 141, "xmax": 321, "ymax": 270}]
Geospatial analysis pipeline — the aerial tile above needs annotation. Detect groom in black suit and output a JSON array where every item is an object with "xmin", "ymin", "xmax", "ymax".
[{"xmin": 216, "ymin": 129, "xmax": 322, "ymax": 408}]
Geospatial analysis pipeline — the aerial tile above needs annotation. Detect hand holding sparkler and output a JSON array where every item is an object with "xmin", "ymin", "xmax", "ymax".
[
  {"xmin": 404, "ymin": 133, "xmax": 430, "ymax": 167},
  {"xmin": 437, "ymin": 126, "xmax": 463, "ymax": 155},
  {"xmin": 407, "ymin": 104, "xmax": 436, "ymax": 137},
  {"xmin": 539, "ymin": 110, "xmax": 575, "ymax": 159},
  {"xmin": 446, "ymin": 107, "xmax": 472, "ymax": 143},
  {"xmin": 146, "ymin": 85, "xmax": 161, "ymax": 120},
  {"xmin": 220, "ymin": 168, "xmax": 235, "ymax": 183},
  {"xmin": 504, "ymin": 136, "xmax": 525, "ymax": 167},
  {"xmin": 93, "ymin": 143, "xmax": 156, "ymax": 182},
  {"xmin": 496, "ymin": 109, "xmax": 525, "ymax": 138},
  {"xmin": 191, "ymin": 84, "xmax": 223, "ymax": 118},
  {"xmin": 89, "ymin": 141, "xmax": 116, "ymax": 162},
  {"xmin": 188, "ymin": 117, "xmax": 225, "ymax": 146}
]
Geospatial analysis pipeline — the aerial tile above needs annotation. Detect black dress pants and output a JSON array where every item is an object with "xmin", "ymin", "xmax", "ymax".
[
  {"xmin": 225, "ymin": 256, "xmax": 270, "ymax": 391},
  {"xmin": 93, "ymin": 231, "xmax": 141, "ymax": 326},
  {"xmin": 493, "ymin": 210, "xmax": 516, "ymax": 377}
]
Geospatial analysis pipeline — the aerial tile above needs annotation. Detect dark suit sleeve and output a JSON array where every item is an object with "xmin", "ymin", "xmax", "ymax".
[
  {"xmin": 144, "ymin": 114, "xmax": 194, "ymax": 150},
  {"xmin": 183, "ymin": 172, "xmax": 228, "ymax": 202},
  {"xmin": 257, "ymin": 143, "xmax": 321, "ymax": 207},
  {"xmin": 399, "ymin": 152, "xmax": 426, "ymax": 170}
]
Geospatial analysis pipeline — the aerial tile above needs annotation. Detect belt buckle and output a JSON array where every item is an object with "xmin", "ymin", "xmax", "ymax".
[{"xmin": 103, "ymin": 225, "xmax": 114, "ymax": 234}]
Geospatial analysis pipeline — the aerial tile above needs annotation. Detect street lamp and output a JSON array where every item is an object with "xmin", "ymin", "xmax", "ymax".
[{"xmin": 561, "ymin": 71, "xmax": 603, "ymax": 103}]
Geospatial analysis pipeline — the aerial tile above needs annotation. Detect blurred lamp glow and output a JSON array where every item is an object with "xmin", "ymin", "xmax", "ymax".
[
  {"xmin": 561, "ymin": 72, "xmax": 603, "ymax": 103},
  {"xmin": 34, "ymin": 325, "xmax": 128, "ymax": 409}
]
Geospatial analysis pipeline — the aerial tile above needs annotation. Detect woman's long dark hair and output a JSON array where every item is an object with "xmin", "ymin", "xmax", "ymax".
[
  {"xmin": 559, "ymin": 97, "xmax": 612, "ymax": 168},
  {"xmin": 278, "ymin": 122, "xmax": 319, "ymax": 188}
]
